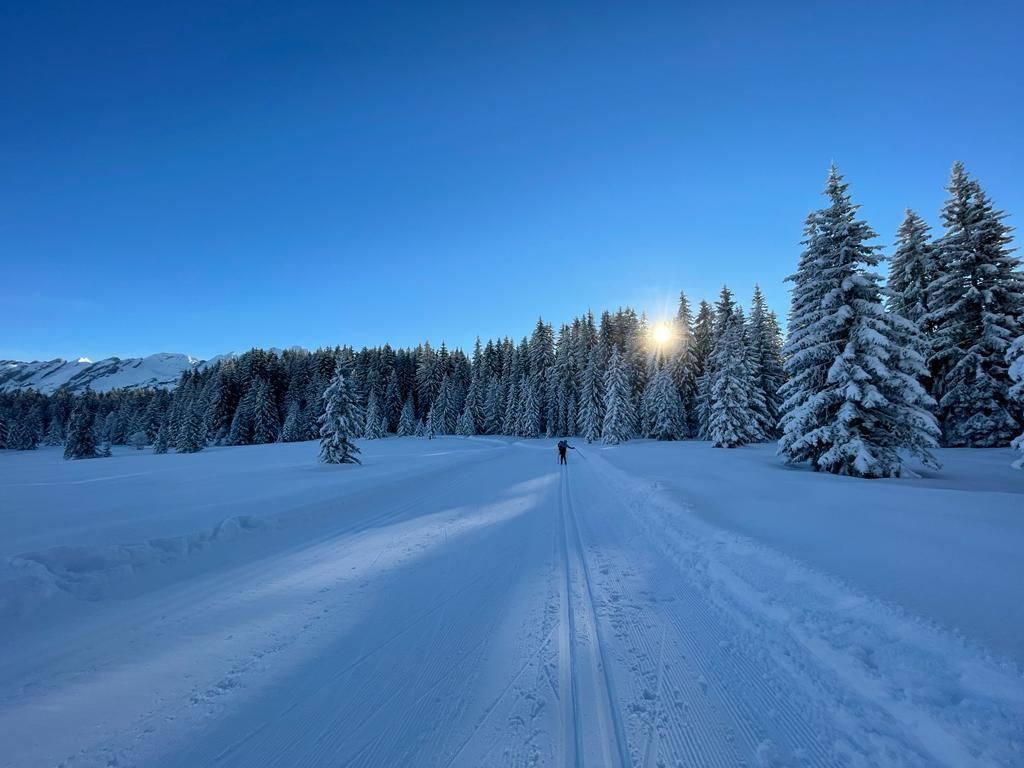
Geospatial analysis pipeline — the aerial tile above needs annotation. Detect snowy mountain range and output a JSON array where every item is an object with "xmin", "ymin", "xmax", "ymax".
[{"xmin": 0, "ymin": 353, "xmax": 203, "ymax": 394}]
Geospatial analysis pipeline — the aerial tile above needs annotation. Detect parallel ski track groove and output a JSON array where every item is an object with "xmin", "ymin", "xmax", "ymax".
[
  {"xmin": 562, "ymin": 467, "xmax": 631, "ymax": 767},
  {"xmin": 558, "ymin": 469, "xmax": 582, "ymax": 768}
]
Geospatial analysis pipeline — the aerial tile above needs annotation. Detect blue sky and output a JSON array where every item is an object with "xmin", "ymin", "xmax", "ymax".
[{"xmin": 2, "ymin": 1, "xmax": 1021, "ymax": 361}]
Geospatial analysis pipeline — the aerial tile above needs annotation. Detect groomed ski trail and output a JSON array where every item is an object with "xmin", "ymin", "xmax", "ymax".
[{"xmin": 557, "ymin": 465, "xmax": 630, "ymax": 767}]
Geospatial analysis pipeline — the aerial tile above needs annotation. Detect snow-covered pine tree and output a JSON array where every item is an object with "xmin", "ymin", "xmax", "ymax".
[
  {"xmin": 153, "ymin": 415, "xmax": 170, "ymax": 454},
  {"xmin": 691, "ymin": 300, "xmax": 715, "ymax": 438},
  {"xmin": 425, "ymin": 407, "xmax": 436, "ymax": 439},
  {"xmin": 24, "ymin": 406, "xmax": 44, "ymax": 446},
  {"xmin": 644, "ymin": 366, "xmax": 685, "ymax": 440},
  {"xmin": 249, "ymin": 378, "xmax": 280, "ymax": 444},
  {"xmin": 578, "ymin": 345, "xmax": 605, "ymax": 443},
  {"xmin": 463, "ymin": 372, "xmax": 483, "ymax": 434},
  {"xmin": 44, "ymin": 415, "xmax": 64, "ymax": 446},
  {"xmin": 1008, "ymin": 333, "xmax": 1024, "ymax": 468},
  {"xmin": 64, "ymin": 403, "xmax": 99, "ymax": 460},
  {"xmin": 883, "ymin": 309, "xmax": 943, "ymax": 469},
  {"xmin": 529, "ymin": 319, "xmax": 555, "ymax": 434},
  {"xmin": 517, "ymin": 376, "xmax": 541, "ymax": 437},
  {"xmin": 363, "ymin": 393, "xmax": 387, "ymax": 439},
  {"xmin": 708, "ymin": 316, "xmax": 758, "ymax": 448},
  {"xmin": 176, "ymin": 400, "xmax": 205, "ymax": 453},
  {"xmin": 456, "ymin": 403, "xmax": 475, "ymax": 436},
  {"xmin": 398, "ymin": 395, "xmax": 417, "ymax": 436},
  {"xmin": 926, "ymin": 163, "xmax": 1023, "ymax": 446},
  {"xmin": 129, "ymin": 430, "xmax": 148, "ymax": 450},
  {"xmin": 383, "ymin": 370, "xmax": 402, "ymax": 433},
  {"xmin": 778, "ymin": 166, "xmax": 939, "ymax": 477},
  {"xmin": 415, "ymin": 341, "xmax": 439, "ymax": 417},
  {"xmin": 281, "ymin": 400, "xmax": 305, "ymax": 442},
  {"xmin": 502, "ymin": 376, "xmax": 521, "ymax": 436},
  {"xmin": 888, "ymin": 209, "xmax": 936, "ymax": 333},
  {"xmin": 482, "ymin": 377, "xmax": 501, "ymax": 435},
  {"xmin": 747, "ymin": 286, "xmax": 784, "ymax": 438},
  {"xmin": 602, "ymin": 348, "xmax": 636, "ymax": 445},
  {"xmin": 228, "ymin": 383, "xmax": 255, "ymax": 445},
  {"xmin": 7, "ymin": 418, "xmax": 38, "ymax": 450},
  {"xmin": 101, "ymin": 411, "xmax": 120, "ymax": 446},
  {"xmin": 432, "ymin": 375, "xmax": 458, "ymax": 435},
  {"xmin": 668, "ymin": 291, "xmax": 697, "ymax": 437},
  {"xmin": 319, "ymin": 369, "xmax": 362, "ymax": 464}
]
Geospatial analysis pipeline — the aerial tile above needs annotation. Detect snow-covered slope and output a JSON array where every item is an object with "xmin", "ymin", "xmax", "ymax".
[{"xmin": 0, "ymin": 353, "xmax": 202, "ymax": 394}]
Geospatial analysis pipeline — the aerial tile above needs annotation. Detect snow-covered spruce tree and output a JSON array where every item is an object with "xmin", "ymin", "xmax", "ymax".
[
  {"xmin": 602, "ymin": 348, "xmax": 636, "ymax": 445},
  {"xmin": 41, "ymin": 417, "xmax": 62, "ymax": 448},
  {"xmin": 363, "ymin": 393, "xmax": 387, "ymax": 439},
  {"xmin": 397, "ymin": 395, "xmax": 417, "ymax": 436},
  {"xmin": 383, "ymin": 370, "xmax": 402, "ymax": 432},
  {"xmin": 501, "ymin": 376, "xmax": 521, "ymax": 436},
  {"xmin": 708, "ymin": 317, "xmax": 758, "ymax": 448},
  {"xmin": 227, "ymin": 384, "xmax": 255, "ymax": 445},
  {"xmin": 153, "ymin": 415, "xmax": 170, "ymax": 454},
  {"xmin": 517, "ymin": 376, "xmax": 542, "ymax": 437},
  {"xmin": 456, "ymin": 403, "xmax": 475, "ymax": 436},
  {"xmin": 1008, "ymin": 333, "xmax": 1024, "ymax": 468},
  {"xmin": 463, "ymin": 372, "xmax": 484, "ymax": 435},
  {"xmin": 778, "ymin": 166, "xmax": 939, "ymax": 477},
  {"xmin": 482, "ymin": 377, "xmax": 502, "ymax": 435},
  {"xmin": 668, "ymin": 291, "xmax": 697, "ymax": 437},
  {"xmin": 7, "ymin": 419, "xmax": 38, "ymax": 450},
  {"xmin": 696, "ymin": 288, "xmax": 737, "ymax": 442},
  {"xmin": 578, "ymin": 345, "xmax": 605, "ymax": 442},
  {"xmin": 644, "ymin": 366, "xmax": 685, "ymax": 440},
  {"xmin": 281, "ymin": 400, "xmax": 305, "ymax": 442},
  {"xmin": 432, "ymin": 375, "xmax": 458, "ymax": 435},
  {"xmin": 64, "ymin": 403, "xmax": 100, "ymax": 460},
  {"xmin": 176, "ymin": 400, "xmax": 205, "ymax": 453},
  {"xmin": 319, "ymin": 369, "xmax": 361, "ymax": 464},
  {"xmin": 250, "ymin": 378, "xmax": 280, "ymax": 444},
  {"xmin": 129, "ymin": 430, "xmax": 148, "ymax": 450},
  {"xmin": 747, "ymin": 286, "xmax": 785, "ymax": 438},
  {"xmin": 888, "ymin": 209, "xmax": 936, "ymax": 333},
  {"xmin": 691, "ymin": 300, "xmax": 715, "ymax": 438},
  {"xmin": 926, "ymin": 163, "xmax": 1023, "ymax": 446},
  {"xmin": 425, "ymin": 407, "xmax": 436, "ymax": 439}
]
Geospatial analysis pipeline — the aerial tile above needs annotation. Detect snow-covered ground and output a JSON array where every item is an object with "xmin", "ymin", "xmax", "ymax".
[{"xmin": 1, "ymin": 439, "xmax": 1021, "ymax": 767}]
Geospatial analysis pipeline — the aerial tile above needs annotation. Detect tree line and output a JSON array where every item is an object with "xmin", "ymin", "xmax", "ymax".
[{"xmin": 2, "ymin": 162, "xmax": 1021, "ymax": 477}]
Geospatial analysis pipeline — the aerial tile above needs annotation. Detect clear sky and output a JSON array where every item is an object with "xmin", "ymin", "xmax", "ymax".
[{"xmin": 2, "ymin": 1, "xmax": 1021, "ymax": 361}]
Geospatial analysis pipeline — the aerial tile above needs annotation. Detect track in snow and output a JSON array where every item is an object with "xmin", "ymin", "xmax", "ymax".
[{"xmin": 558, "ymin": 466, "xmax": 630, "ymax": 768}]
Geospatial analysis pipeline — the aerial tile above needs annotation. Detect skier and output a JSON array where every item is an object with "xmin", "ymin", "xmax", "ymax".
[{"xmin": 557, "ymin": 439, "xmax": 575, "ymax": 465}]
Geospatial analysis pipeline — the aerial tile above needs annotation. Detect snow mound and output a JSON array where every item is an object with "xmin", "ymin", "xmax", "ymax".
[{"xmin": 0, "ymin": 515, "xmax": 266, "ymax": 616}]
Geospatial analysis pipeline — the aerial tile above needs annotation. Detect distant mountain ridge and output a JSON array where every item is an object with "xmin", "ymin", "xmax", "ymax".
[{"xmin": 0, "ymin": 353, "xmax": 203, "ymax": 394}]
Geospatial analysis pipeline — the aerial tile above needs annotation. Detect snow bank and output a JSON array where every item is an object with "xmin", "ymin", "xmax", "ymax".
[
  {"xmin": 0, "ymin": 515, "xmax": 266, "ymax": 616},
  {"xmin": 0, "ymin": 438, "xmax": 504, "ymax": 620}
]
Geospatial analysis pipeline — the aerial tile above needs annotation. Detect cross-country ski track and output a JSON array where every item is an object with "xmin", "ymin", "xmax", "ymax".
[{"xmin": 0, "ymin": 437, "xmax": 1021, "ymax": 767}]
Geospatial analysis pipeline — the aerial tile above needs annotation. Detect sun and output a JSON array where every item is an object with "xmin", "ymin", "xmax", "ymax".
[{"xmin": 652, "ymin": 323, "xmax": 673, "ymax": 346}]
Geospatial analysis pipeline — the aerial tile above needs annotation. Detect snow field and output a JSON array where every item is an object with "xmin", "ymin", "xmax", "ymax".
[{"xmin": 0, "ymin": 438, "xmax": 1021, "ymax": 767}]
